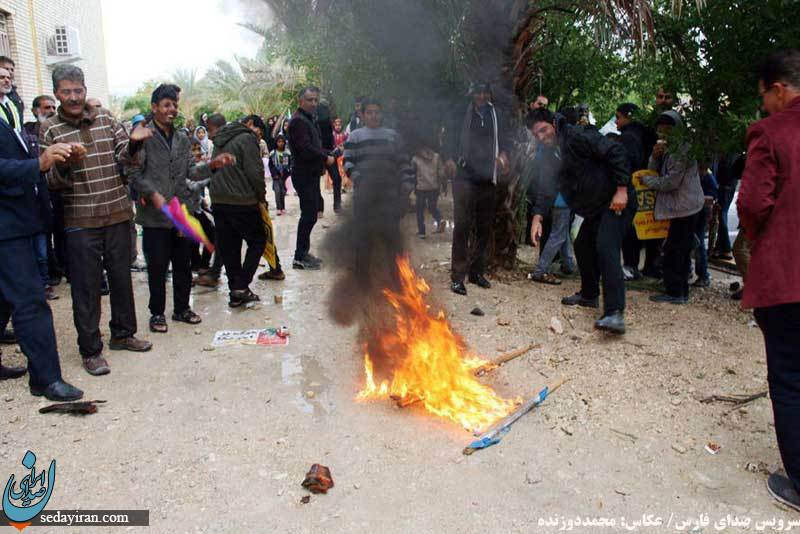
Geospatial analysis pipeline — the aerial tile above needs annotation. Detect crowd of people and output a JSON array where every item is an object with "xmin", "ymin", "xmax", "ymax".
[{"xmin": 0, "ymin": 48, "xmax": 798, "ymax": 511}]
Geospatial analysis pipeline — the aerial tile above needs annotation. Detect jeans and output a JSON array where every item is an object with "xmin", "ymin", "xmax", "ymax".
[
  {"xmin": 451, "ymin": 179, "xmax": 495, "ymax": 283},
  {"xmin": 694, "ymin": 205, "xmax": 710, "ymax": 280},
  {"xmin": 534, "ymin": 208, "xmax": 575, "ymax": 276},
  {"xmin": 33, "ymin": 233, "xmax": 49, "ymax": 288},
  {"xmin": 0, "ymin": 236, "xmax": 63, "ymax": 386},
  {"xmin": 663, "ymin": 214, "xmax": 697, "ymax": 298},
  {"xmin": 273, "ymin": 177, "xmax": 287, "ymax": 211},
  {"xmin": 214, "ymin": 204, "xmax": 267, "ymax": 291},
  {"xmin": 716, "ymin": 185, "xmax": 736, "ymax": 254},
  {"xmin": 293, "ymin": 172, "xmax": 321, "ymax": 260},
  {"xmin": 754, "ymin": 303, "xmax": 800, "ymax": 493},
  {"xmin": 415, "ymin": 190, "xmax": 441, "ymax": 235},
  {"xmin": 574, "ymin": 206, "xmax": 634, "ymax": 314},
  {"xmin": 66, "ymin": 222, "xmax": 137, "ymax": 359},
  {"xmin": 142, "ymin": 227, "xmax": 193, "ymax": 316}
]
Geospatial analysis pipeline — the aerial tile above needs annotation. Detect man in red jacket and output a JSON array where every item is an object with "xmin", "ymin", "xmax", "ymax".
[{"xmin": 738, "ymin": 49, "xmax": 800, "ymax": 512}]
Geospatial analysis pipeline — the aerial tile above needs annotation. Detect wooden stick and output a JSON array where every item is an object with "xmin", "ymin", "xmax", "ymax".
[
  {"xmin": 474, "ymin": 343, "xmax": 540, "ymax": 376},
  {"xmin": 700, "ymin": 391, "xmax": 767, "ymax": 406}
]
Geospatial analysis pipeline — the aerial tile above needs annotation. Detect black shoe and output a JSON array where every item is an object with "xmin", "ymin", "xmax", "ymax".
[
  {"xmin": 692, "ymin": 277, "xmax": 711, "ymax": 288},
  {"xmin": 468, "ymin": 274, "xmax": 492, "ymax": 289},
  {"xmin": 766, "ymin": 473, "xmax": 800, "ymax": 512},
  {"xmin": 649, "ymin": 294, "xmax": 688, "ymax": 305},
  {"xmin": 561, "ymin": 293, "xmax": 599, "ymax": 308},
  {"xmin": 229, "ymin": 289, "xmax": 260, "ymax": 308},
  {"xmin": 0, "ymin": 329, "xmax": 16, "ymax": 344},
  {"xmin": 305, "ymin": 254, "xmax": 323, "ymax": 266},
  {"xmin": 293, "ymin": 258, "xmax": 321, "ymax": 270},
  {"xmin": 450, "ymin": 281, "xmax": 467, "ymax": 296},
  {"xmin": 0, "ymin": 363, "xmax": 27, "ymax": 380},
  {"xmin": 731, "ymin": 289, "xmax": 743, "ymax": 301},
  {"xmin": 594, "ymin": 311, "xmax": 626, "ymax": 335},
  {"xmin": 30, "ymin": 380, "xmax": 84, "ymax": 402}
]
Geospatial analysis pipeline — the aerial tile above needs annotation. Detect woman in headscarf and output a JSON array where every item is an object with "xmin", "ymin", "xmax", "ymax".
[{"xmin": 194, "ymin": 126, "xmax": 212, "ymax": 161}]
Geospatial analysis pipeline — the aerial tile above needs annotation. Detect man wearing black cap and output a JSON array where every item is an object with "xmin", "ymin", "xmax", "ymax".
[{"xmin": 444, "ymin": 82, "xmax": 510, "ymax": 296}]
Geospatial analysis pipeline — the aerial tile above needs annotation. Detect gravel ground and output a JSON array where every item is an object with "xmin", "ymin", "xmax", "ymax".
[{"xmin": 1, "ymin": 189, "xmax": 795, "ymax": 533}]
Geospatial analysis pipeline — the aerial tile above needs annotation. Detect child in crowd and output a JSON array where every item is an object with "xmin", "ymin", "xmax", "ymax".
[
  {"xmin": 412, "ymin": 142, "xmax": 446, "ymax": 238},
  {"xmin": 268, "ymin": 134, "xmax": 292, "ymax": 216}
]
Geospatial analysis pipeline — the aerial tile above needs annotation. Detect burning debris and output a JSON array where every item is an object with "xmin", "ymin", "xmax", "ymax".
[{"xmin": 356, "ymin": 256, "xmax": 517, "ymax": 432}]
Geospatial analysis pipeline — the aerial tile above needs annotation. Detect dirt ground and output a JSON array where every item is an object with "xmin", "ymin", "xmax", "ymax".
[{"xmin": 1, "ymin": 189, "xmax": 796, "ymax": 533}]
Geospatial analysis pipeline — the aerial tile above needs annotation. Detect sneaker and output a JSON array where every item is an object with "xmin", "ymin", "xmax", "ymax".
[
  {"xmin": 417, "ymin": 233, "xmax": 426, "ymax": 239},
  {"xmin": 293, "ymin": 258, "xmax": 321, "ymax": 270},
  {"xmin": 109, "ymin": 336, "xmax": 153, "ymax": 352},
  {"xmin": 649, "ymin": 294, "xmax": 688, "ymax": 305},
  {"xmin": 692, "ymin": 277, "xmax": 711, "ymax": 288},
  {"xmin": 561, "ymin": 293, "xmax": 599, "ymax": 308},
  {"xmin": 82, "ymin": 356, "xmax": 111, "ymax": 376},
  {"xmin": 305, "ymin": 254, "xmax": 323, "ymax": 266},
  {"xmin": 194, "ymin": 274, "xmax": 220, "ymax": 287},
  {"xmin": 766, "ymin": 473, "xmax": 800, "ymax": 512},
  {"xmin": 229, "ymin": 288, "xmax": 260, "ymax": 308}
]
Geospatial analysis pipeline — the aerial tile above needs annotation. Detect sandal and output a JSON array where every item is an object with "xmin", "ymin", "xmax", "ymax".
[
  {"xmin": 530, "ymin": 272, "xmax": 562, "ymax": 285},
  {"xmin": 149, "ymin": 314, "xmax": 168, "ymax": 333},
  {"xmin": 172, "ymin": 309, "xmax": 202, "ymax": 325}
]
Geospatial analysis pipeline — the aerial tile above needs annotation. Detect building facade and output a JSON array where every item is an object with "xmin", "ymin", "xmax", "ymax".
[{"xmin": 0, "ymin": 0, "xmax": 109, "ymax": 121}]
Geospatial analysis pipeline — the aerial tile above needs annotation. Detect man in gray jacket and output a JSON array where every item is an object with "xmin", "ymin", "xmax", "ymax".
[
  {"xmin": 643, "ymin": 110, "xmax": 704, "ymax": 304},
  {"xmin": 128, "ymin": 85, "xmax": 234, "ymax": 332}
]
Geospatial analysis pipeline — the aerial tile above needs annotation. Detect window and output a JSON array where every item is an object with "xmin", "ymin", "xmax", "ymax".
[
  {"xmin": 0, "ymin": 12, "xmax": 10, "ymax": 58},
  {"xmin": 53, "ymin": 26, "xmax": 69, "ymax": 55}
]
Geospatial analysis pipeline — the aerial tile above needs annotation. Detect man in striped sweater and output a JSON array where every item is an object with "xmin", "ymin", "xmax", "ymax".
[{"xmin": 40, "ymin": 65, "xmax": 152, "ymax": 377}]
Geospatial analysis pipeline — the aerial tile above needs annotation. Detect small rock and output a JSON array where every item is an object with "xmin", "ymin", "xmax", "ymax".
[
  {"xmin": 671, "ymin": 398, "xmax": 682, "ymax": 406},
  {"xmin": 525, "ymin": 473, "xmax": 542, "ymax": 485},
  {"xmin": 202, "ymin": 345, "xmax": 215, "ymax": 352},
  {"xmin": 306, "ymin": 391, "xmax": 316, "ymax": 399},
  {"xmin": 560, "ymin": 425, "xmax": 574, "ymax": 436},
  {"xmin": 549, "ymin": 317, "xmax": 564, "ymax": 335},
  {"xmin": 208, "ymin": 376, "xmax": 216, "ymax": 383},
  {"xmin": 8, "ymin": 416, "xmax": 19, "ymax": 424},
  {"xmin": 300, "ymin": 496, "xmax": 311, "ymax": 505},
  {"xmin": 3, "ymin": 395, "xmax": 13, "ymax": 402},
  {"xmin": 353, "ymin": 483, "xmax": 361, "ymax": 490},
  {"xmin": 309, "ymin": 382, "xmax": 321, "ymax": 388},
  {"xmin": 277, "ymin": 489, "xmax": 285, "ymax": 496},
  {"xmin": 470, "ymin": 307, "xmax": 485, "ymax": 317},
  {"xmin": 671, "ymin": 444, "xmax": 687, "ymax": 454},
  {"xmin": 496, "ymin": 317, "xmax": 511, "ymax": 326},
  {"xmin": 194, "ymin": 329, "xmax": 202, "ymax": 335}
]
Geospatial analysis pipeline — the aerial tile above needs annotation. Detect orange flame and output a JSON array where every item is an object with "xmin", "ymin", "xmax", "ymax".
[{"xmin": 357, "ymin": 256, "xmax": 516, "ymax": 431}]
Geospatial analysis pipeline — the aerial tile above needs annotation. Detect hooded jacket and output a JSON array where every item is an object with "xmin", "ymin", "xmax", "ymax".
[
  {"xmin": 644, "ymin": 110, "xmax": 704, "ymax": 221},
  {"xmin": 209, "ymin": 122, "xmax": 266, "ymax": 206},
  {"xmin": 551, "ymin": 120, "xmax": 633, "ymax": 219},
  {"xmin": 618, "ymin": 120, "xmax": 654, "ymax": 172}
]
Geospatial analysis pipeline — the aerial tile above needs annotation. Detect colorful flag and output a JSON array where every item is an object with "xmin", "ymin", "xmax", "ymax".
[{"xmin": 160, "ymin": 197, "xmax": 215, "ymax": 252}]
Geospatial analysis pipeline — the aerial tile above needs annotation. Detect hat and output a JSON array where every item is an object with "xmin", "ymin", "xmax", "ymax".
[
  {"xmin": 468, "ymin": 81, "xmax": 492, "ymax": 95},
  {"xmin": 131, "ymin": 114, "xmax": 145, "ymax": 127}
]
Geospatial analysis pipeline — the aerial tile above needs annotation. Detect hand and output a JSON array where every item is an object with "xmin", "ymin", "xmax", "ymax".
[
  {"xmin": 210, "ymin": 153, "xmax": 236, "ymax": 170},
  {"xmin": 609, "ymin": 187, "xmax": 628, "ymax": 214},
  {"xmin": 326, "ymin": 155, "xmax": 335, "ymax": 167},
  {"xmin": 445, "ymin": 159, "xmax": 457, "ymax": 179},
  {"xmin": 39, "ymin": 143, "xmax": 73, "ymax": 171},
  {"xmin": 129, "ymin": 124, "xmax": 154, "ymax": 142},
  {"xmin": 530, "ymin": 215, "xmax": 543, "ymax": 247},
  {"xmin": 497, "ymin": 152, "xmax": 510, "ymax": 175},
  {"xmin": 68, "ymin": 142, "xmax": 88, "ymax": 163},
  {"xmin": 652, "ymin": 141, "xmax": 666, "ymax": 159},
  {"xmin": 151, "ymin": 192, "xmax": 166, "ymax": 210}
]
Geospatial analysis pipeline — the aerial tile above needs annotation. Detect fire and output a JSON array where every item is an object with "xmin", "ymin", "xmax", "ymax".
[{"xmin": 357, "ymin": 256, "xmax": 516, "ymax": 431}]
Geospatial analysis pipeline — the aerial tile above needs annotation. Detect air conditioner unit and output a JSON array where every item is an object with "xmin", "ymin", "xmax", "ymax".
[{"xmin": 45, "ymin": 26, "xmax": 81, "ymax": 64}]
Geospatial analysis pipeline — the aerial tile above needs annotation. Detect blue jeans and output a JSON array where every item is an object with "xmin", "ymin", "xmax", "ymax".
[
  {"xmin": 534, "ymin": 208, "xmax": 575, "ymax": 276},
  {"xmin": 34, "ymin": 233, "xmax": 49, "ymax": 288},
  {"xmin": 694, "ymin": 205, "xmax": 710, "ymax": 280},
  {"xmin": 755, "ymin": 303, "xmax": 800, "ymax": 493}
]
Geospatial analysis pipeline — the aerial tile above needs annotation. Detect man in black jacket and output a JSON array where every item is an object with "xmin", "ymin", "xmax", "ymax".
[
  {"xmin": 444, "ymin": 82, "xmax": 510, "ymax": 296},
  {"xmin": 287, "ymin": 87, "xmax": 335, "ymax": 270},
  {"xmin": 529, "ymin": 108, "xmax": 635, "ymax": 334}
]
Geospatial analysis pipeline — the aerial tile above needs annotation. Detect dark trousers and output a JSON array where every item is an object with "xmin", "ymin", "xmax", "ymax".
[
  {"xmin": 0, "ymin": 236, "xmax": 62, "ymax": 386},
  {"xmin": 195, "ymin": 210, "xmax": 222, "ymax": 274},
  {"xmin": 574, "ymin": 207, "xmax": 633, "ymax": 314},
  {"xmin": 716, "ymin": 185, "xmax": 736, "ymax": 254},
  {"xmin": 415, "ymin": 190, "xmax": 441, "ymax": 235},
  {"xmin": 214, "ymin": 204, "xmax": 266, "ymax": 291},
  {"xmin": 329, "ymin": 164, "xmax": 343, "ymax": 211},
  {"xmin": 451, "ymin": 180, "xmax": 495, "ymax": 283},
  {"xmin": 694, "ymin": 205, "xmax": 710, "ymax": 280},
  {"xmin": 662, "ymin": 214, "xmax": 697, "ymax": 298},
  {"xmin": 48, "ymin": 190, "xmax": 67, "ymax": 278},
  {"xmin": 294, "ymin": 173, "xmax": 321, "ymax": 261},
  {"xmin": 65, "ymin": 221, "xmax": 137, "ymax": 359},
  {"xmin": 142, "ymin": 227, "xmax": 192, "ymax": 316},
  {"xmin": 754, "ymin": 303, "xmax": 800, "ymax": 492},
  {"xmin": 273, "ymin": 177, "xmax": 287, "ymax": 211}
]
